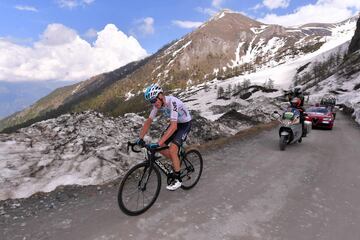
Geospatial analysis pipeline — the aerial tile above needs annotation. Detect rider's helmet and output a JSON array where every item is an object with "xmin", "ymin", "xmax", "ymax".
[
  {"xmin": 144, "ymin": 83, "xmax": 163, "ymax": 102},
  {"xmin": 293, "ymin": 86, "xmax": 303, "ymax": 96},
  {"xmin": 290, "ymin": 97, "xmax": 301, "ymax": 108}
]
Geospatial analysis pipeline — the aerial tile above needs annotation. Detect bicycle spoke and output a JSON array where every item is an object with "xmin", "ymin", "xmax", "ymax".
[
  {"xmin": 180, "ymin": 150, "xmax": 203, "ymax": 190},
  {"xmin": 142, "ymin": 191, "xmax": 153, "ymax": 203},
  {"xmin": 122, "ymin": 186, "xmax": 140, "ymax": 198},
  {"xmin": 118, "ymin": 162, "xmax": 162, "ymax": 215},
  {"xmin": 136, "ymin": 190, "xmax": 140, "ymax": 210}
]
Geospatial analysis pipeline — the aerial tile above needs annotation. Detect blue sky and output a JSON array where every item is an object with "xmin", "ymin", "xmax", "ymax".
[
  {"xmin": 2, "ymin": 0, "xmax": 359, "ymax": 53},
  {"xmin": 0, "ymin": 0, "xmax": 359, "ymax": 82}
]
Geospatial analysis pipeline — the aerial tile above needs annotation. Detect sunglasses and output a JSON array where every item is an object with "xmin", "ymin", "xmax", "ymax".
[{"xmin": 149, "ymin": 97, "xmax": 158, "ymax": 104}]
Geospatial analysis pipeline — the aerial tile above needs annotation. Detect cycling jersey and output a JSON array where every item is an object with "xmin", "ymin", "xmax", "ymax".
[{"xmin": 149, "ymin": 96, "xmax": 191, "ymax": 123}]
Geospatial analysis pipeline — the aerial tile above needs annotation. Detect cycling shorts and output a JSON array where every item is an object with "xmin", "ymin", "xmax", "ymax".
[{"xmin": 164, "ymin": 121, "xmax": 191, "ymax": 147}]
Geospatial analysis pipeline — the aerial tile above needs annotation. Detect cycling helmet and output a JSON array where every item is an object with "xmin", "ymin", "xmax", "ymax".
[
  {"xmin": 290, "ymin": 97, "xmax": 301, "ymax": 107},
  {"xmin": 144, "ymin": 83, "xmax": 163, "ymax": 101}
]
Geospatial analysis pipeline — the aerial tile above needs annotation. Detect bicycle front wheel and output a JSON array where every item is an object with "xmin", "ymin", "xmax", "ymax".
[
  {"xmin": 118, "ymin": 162, "xmax": 161, "ymax": 216},
  {"xmin": 180, "ymin": 149, "xmax": 203, "ymax": 190}
]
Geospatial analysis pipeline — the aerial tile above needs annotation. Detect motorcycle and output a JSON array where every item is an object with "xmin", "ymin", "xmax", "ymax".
[{"xmin": 272, "ymin": 110, "xmax": 310, "ymax": 151}]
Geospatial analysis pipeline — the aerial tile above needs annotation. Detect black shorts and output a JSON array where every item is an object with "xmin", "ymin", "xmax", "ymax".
[{"xmin": 164, "ymin": 121, "xmax": 191, "ymax": 147}]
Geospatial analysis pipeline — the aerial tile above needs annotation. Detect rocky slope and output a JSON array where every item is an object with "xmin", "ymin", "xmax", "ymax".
[
  {"xmin": 348, "ymin": 17, "xmax": 360, "ymax": 54},
  {"xmin": 0, "ymin": 103, "xmax": 278, "ymax": 200},
  {"xmin": 1, "ymin": 10, "xmax": 357, "ymax": 132},
  {"xmin": 293, "ymin": 16, "xmax": 360, "ymax": 124}
]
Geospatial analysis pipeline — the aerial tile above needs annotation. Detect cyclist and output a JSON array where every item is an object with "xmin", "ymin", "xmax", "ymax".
[{"xmin": 136, "ymin": 83, "xmax": 192, "ymax": 191}]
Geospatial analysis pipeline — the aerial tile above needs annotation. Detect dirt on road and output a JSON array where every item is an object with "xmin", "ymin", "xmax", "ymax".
[{"xmin": 1, "ymin": 113, "xmax": 360, "ymax": 240}]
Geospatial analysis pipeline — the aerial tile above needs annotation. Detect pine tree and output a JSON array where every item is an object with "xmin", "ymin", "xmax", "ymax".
[
  {"xmin": 267, "ymin": 78, "xmax": 274, "ymax": 89},
  {"xmin": 217, "ymin": 86, "xmax": 224, "ymax": 99},
  {"xmin": 242, "ymin": 79, "xmax": 251, "ymax": 89},
  {"xmin": 225, "ymin": 84, "xmax": 232, "ymax": 98},
  {"xmin": 263, "ymin": 80, "xmax": 268, "ymax": 88},
  {"xmin": 204, "ymin": 82, "xmax": 210, "ymax": 92}
]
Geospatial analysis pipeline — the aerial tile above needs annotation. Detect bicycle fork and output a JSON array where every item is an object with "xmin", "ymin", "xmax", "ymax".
[{"xmin": 138, "ymin": 163, "xmax": 153, "ymax": 191}]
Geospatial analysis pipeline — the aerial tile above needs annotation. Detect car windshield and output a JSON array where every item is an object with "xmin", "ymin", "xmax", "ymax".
[{"xmin": 306, "ymin": 107, "xmax": 329, "ymax": 113}]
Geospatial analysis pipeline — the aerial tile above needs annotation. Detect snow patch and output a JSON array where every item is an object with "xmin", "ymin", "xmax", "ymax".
[
  {"xmin": 125, "ymin": 90, "xmax": 135, "ymax": 101},
  {"xmin": 172, "ymin": 41, "xmax": 192, "ymax": 57},
  {"xmin": 250, "ymin": 25, "xmax": 268, "ymax": 34}
]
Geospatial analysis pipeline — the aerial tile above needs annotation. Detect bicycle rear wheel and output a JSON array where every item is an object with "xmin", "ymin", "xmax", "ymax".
[
  {"xmin": 118, "ymin": 162, "xmax": 161, "ymax": 216},
  {"xmin": 180, "ymin": 149, "xmax": 203, "ymax": 190}
]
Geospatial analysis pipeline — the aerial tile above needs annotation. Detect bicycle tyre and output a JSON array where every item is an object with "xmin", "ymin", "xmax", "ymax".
[
  {"xmin": 118, "ymin": 162, "xmax": 161, "ymax": 216},
  {"xmin": 180, "ymin": 149, "xmax": 203, "ymax": 190}
]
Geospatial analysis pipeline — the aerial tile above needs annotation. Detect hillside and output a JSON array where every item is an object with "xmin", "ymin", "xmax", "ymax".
[
  {"xmin": 305, "ymin": 16, "xmax": 360, "ymax": 124},
  {"xmin": 0, "ymin": 10, "xmax": 358, "ymax": 132}
]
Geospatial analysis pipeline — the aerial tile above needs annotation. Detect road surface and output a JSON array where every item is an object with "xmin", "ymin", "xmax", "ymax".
[{"xmin": 1, "ymin": 112, "xmax": 360, "ymax": 240}]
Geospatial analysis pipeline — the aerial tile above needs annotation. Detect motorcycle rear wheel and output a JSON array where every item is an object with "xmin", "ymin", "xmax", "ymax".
[{"xmin": 279, "ymin": 135, "xmax": 287, "ymax": 151}]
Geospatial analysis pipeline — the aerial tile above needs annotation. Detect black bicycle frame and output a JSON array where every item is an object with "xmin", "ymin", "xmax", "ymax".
[
  {"xmin": 127, "ymin": 141, "xmax": 189, "ymax": 179},
  {"xmin": 147, "ymin": 145, "xmax": 188, "ymax": 177}
]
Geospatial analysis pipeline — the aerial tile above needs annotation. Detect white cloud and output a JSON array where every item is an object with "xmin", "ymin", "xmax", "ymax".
[
  {"xmin": 195, "ymin": 0, "xmax": 225, "ymax": 16},
  {"xmin": 0, "ymin": 24, "xmax": 148, "ymax": 82},
  {"xmin": 212, "ymin": 0, "xmax": 226, "ymax": 8},
  {"xmin": 56, "ymin": 0, "xmax": 94, "ymax": 9},
  {"xmin": 196, "ymin": 7, "xmax": 217, "ymax": 16},
  {"xmin": 251, "ymin": 4, "xmax": 263, "ymax": 11},
  {"xmin": 257, "ymin": 0, "xmax": 360, "ymax": 26},
  {"xmin": 14, "ymin": 5, "xmax": 38, "ymax": 12},
  {"xmin": 196, "ymin": 0, "xmax": 226, "ymax": 16},
  {"xmin": 263, "ymin": 0, "xmax": 290, "ymax": 10},
  {"xmin": 84, "ymin": 28, "xmax": 98, "ymax": 39},
  {"xmin": 40, "ymin": 24, "xmax": 78, "ymax": 45},
  {"xmin": 172, "ymin": 20, "xmax": 203, "ymax": 29},
  {"xmin": 137, "ymin": 17, "xmax": 155, "ymax": 36}
]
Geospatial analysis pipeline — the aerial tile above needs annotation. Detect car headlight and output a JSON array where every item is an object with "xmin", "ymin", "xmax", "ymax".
[{"xmin": 323, "ymin": 118, "xmax": 332, "ymax": 121}]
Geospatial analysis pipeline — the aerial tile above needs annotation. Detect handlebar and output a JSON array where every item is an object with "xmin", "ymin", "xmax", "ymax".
[{"xmin": 127, "ymin": 141, "xmax": 169, "ymax": 154}]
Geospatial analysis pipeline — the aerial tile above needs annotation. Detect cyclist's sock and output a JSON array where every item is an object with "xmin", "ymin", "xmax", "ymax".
[{"xmin": 174, "ymin": 171, "xmax": 182, "ymax": 182}]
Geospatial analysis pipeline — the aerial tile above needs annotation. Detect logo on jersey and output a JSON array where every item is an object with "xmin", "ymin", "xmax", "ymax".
[
  {"xmin": 172, "ymin": 102, "xmax": 178, "ymax": 112},
  {"xmin": 161, "ymin": 108, "xmax": 171, "ymax": 117}
]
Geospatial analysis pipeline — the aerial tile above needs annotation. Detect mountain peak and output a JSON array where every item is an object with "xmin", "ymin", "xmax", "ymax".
[
  {"xmin": 210, "ymin": 9, "xmax": 256, "ymax": 23},
  {"xmin": 217, "ymin": 8, "xmax": 235, "ymax": 15},
  {"xmin": 1, "ymin": 12, "xmax": 357, "ymax": 132}
]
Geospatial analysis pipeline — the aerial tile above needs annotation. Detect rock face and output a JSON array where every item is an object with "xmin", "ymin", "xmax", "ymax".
[
  {"xmin": 0, "ymin": 111, "xmax": 143, "ymax": 200},
  {"xmin": 337, "ymin": 16, "xmax": 360, "ymax": 78},
  {"xmin": 348, "ymin": 17, "xmax": 360, "ymax": 54},
  {"xmin": 0, "ymin": 108, "xmax": 271, "ymax": 200}
]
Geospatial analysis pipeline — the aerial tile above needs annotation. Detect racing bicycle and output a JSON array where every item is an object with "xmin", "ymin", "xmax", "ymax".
[{"xmin": 118, "ymin": 141, "xmax": 203, "ymax": 216}]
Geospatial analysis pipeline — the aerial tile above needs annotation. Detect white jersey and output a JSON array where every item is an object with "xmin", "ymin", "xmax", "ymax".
[{"xmin": 149, "ymin": 95, "xmax": 192, "ymax": 123}]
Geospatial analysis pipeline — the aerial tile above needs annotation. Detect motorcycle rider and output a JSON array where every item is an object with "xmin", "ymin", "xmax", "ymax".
[
  {"xmin": 289, "ymin": 97, "xmax": 306, "ymax": 136},
  {"xmin": 288, "ymin": 86, "xmax": 305, "ymax": 107},
  {"xmin": 136, "ymin": 83, "xmax": 192, "ymax": 191}
]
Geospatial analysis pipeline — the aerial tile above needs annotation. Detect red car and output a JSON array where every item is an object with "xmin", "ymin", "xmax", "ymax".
[{"xmin": 305, "ymin": 106, "xmax": 334, "ymax": 129}]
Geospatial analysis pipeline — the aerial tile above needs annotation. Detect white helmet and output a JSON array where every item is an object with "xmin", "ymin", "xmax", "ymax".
[{"xmin": 144, "ymin": 83, "xmax": 163, "ymax": 101}]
